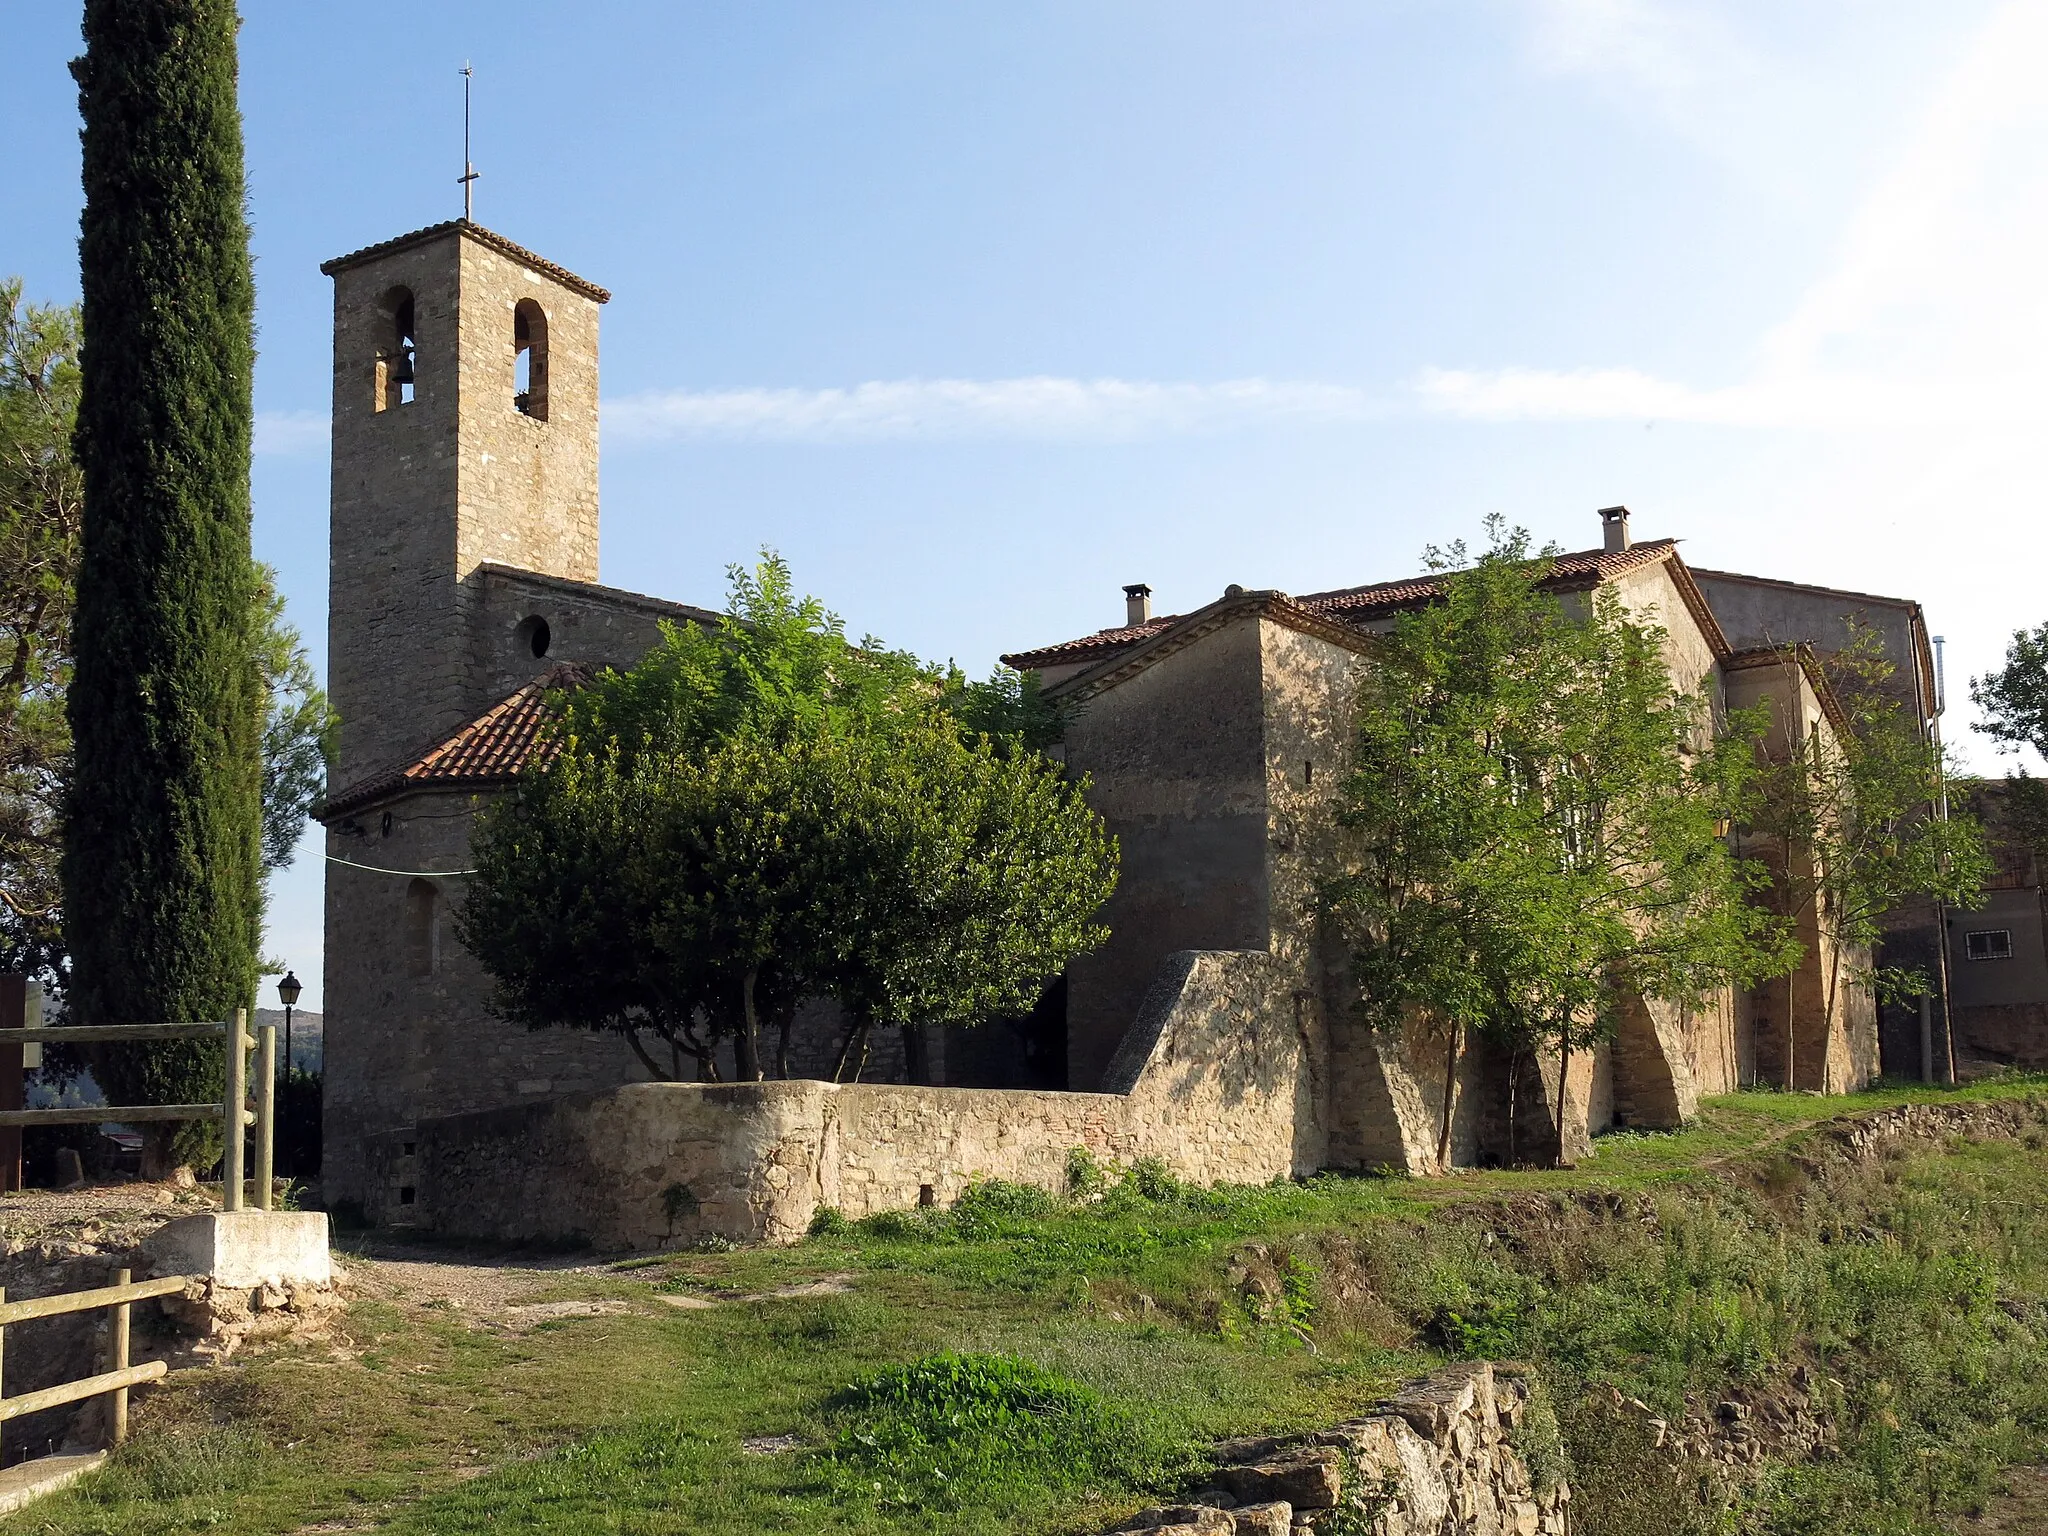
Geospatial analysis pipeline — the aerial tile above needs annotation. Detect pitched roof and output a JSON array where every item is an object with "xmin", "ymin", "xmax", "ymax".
[
  {"xmin": 1043, "ymin": 588, "xmax": 1388, "ymax": 704},
  {"xmin": 319, "ymin": 220, "xmax": 611, "ymax": 303},
  {"xmin": 318, "ymin": 664, "xmax": 589, "ymax": 820},
  {"xmin": 1002, "ymin": 540, "xmax": 1724, "ymax": 672}
]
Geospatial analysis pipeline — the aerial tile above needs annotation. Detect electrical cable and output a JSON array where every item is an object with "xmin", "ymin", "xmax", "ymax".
[{"xmin": 325, "ymin": 853, "xmax": 478, "ymax": 877}]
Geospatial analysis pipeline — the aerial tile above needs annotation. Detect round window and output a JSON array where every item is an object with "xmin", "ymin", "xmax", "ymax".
[{"xmin": 514, "ymin": 615, "xmax": 552, "ymax": 659}]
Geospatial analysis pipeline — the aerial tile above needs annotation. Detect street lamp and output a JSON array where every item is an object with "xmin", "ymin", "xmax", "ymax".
[
  {"xmin": 276, "ymin": 971, "xmax": 302, "ymax": 1178},
  {"xmin": 276, "ymin": 971, "xmax": 301, "ymax": 1082}
]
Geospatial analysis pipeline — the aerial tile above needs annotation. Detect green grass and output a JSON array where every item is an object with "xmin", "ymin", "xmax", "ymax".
[{"xmin": 17, "ymin": 1077, "xmax": 2048, "ymax": 1536}]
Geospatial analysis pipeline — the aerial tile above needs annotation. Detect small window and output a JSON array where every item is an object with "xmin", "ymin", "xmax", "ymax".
[
  {"xmin": 1966, "ymin": 929, "xmax": 2014, "ymax": 961},
  {"xmin": 406, "ymin": 878, "xmax": 441, "ymax": 978},
  {"xmin": 374, "ymin": 287, "xmax": 417, "ymax": 411},
  {"xmin": 513, "ymin": 298, "xmax": 549, "ymax": 420},
  {"xmin": 514, "ymin": 615, "xmax": 551, "ymax": 659}
]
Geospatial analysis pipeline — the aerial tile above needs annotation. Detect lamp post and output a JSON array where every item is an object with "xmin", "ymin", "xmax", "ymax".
[
  {"xmin": 276, "ymin": 971, "xmax": 301, "ymax": 1081},
  {"xmin": 276, "ymin": 971, "xmax": 301, "ymax": 1177}
]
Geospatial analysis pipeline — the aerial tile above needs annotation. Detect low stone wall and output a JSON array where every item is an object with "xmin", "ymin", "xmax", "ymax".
[
  {"xmin": 378, "ymin": 949, "xmax": 1327, "ymax": 1246},
  {"xmin": 1104, "ymin": 1362, "xmax": 1568, "ymax": 1535}
]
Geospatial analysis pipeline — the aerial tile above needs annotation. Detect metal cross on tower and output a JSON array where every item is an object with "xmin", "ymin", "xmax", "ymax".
[{"xmin": 459, "ymin": 63, "xmax": 480, "ymax": 220}]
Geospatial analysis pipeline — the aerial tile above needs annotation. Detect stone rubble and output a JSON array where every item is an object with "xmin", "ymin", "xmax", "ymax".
[{"xmin": 1105, "ymin": 1363, "xmax": 1568, "ymax": 1536}]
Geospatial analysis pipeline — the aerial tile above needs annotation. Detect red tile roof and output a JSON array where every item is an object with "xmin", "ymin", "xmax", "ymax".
[
  {"xmin": 319, "ymin": 220, "xmax": 611, "ymax": 303},
  {"xmin": 319, "ymin": 664, "xmax": 590, "ymax": 819},
  {"xmin": 1002, "ymin": 541, "xmax": 1694, "ymax": 671}
]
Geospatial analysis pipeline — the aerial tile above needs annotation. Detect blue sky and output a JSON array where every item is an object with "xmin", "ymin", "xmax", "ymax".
[{"xmin": 8, "ymin": 2, "xmax": 2048, "ymax": 1009}]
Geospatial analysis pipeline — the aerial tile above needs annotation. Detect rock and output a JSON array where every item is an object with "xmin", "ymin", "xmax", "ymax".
[
  {"xmin": 1114, "ymin": 1508, "xmax": 1233, "ymax": 1535},
  {"xmin": 1212, "ymin": 1435, "xmax": 1294, "ymax": 1466},
  {"xmin": 1218, "ymin": 1448, "xmax": 1343, "ymax": 1510},
  {"xmin": 1229, "ymin": 1501, "xmax": 1292, "ymax": 1535}
]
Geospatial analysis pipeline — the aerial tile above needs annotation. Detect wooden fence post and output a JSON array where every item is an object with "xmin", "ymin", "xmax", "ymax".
[
  {"xmin": 223, "ymin": 1010, "xmax": 246, "ymax": 1213},
  {"xmin": 108, "ymin": 1268, "xmax": 130, "ymax": 1446},
  {"xmin": 254, "ymin": 1025, "xmax": 276, "ymax": 1212}
]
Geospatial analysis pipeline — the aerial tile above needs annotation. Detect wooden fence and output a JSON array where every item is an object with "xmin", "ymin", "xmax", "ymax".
[
  {"xmin": 0, "ymin": 1010, "xmax": 278, "ymax": 1210},
  {"xmin": 0, "ymin": 1269, "xmax": 193, "ymax": 1445}
]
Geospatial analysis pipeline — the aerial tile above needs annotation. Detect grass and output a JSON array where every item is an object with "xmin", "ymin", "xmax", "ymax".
[{"xmin": 14, "ymin": 1077, "xmax": 2048, "ymax": 1535}]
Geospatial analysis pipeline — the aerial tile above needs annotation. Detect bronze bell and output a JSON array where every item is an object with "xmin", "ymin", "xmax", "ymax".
[{"xmin": 392, "ymin": 345, "xmax": 416, "ymax": 386}]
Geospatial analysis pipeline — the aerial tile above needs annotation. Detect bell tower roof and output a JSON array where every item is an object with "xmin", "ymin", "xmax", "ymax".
[{"xmin": 320, "ymin": 218, "xmax": 610, "ymax": 303}]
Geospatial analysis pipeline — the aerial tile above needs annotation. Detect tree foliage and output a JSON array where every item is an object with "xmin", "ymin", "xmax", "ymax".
[
  {"xmin": 64, "ymin": 0, "xmax": 264, "ymax": 1167},
  {"xmin": 1, "ymin": 279, "xmax": 332, "ymax": 999},
  {"xmin": 1971, "ymin": 622, "xmax": 2048, "ymax": 762},
  {"xmin": 1747, "ymin": 627, "xmax": 1991, "ymax": 1084},
  {"xmin": 1969, "ymin": 623, "xmax": 2048, "ymax": 859},
  {"xmin": 461, "ymin": 556, "xmax": 1116, "ymax": 1081},
  {"xmin": 0, "ymin": 281, "xmax": 81, "ymax": 980},
  {"xmin": 1329, "ymin": 520, "xmax": 1797, "ymax": 1166}
]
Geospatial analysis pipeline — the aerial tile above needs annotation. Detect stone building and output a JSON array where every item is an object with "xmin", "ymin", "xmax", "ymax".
[
  {"xmin": 315, "ymin": 220, "xmax": 1933, "ymax": 1227},
  {"xmin": 1933, "ymin": 780, "xmax": 2048, "ymax": 1075}
]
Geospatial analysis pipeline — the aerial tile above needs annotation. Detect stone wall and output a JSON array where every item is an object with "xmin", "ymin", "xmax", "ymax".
[
  {"xmin": 1102, "ymin": 1363, "xmax": 1568, "ymax": 1536},
  {"xmin": 368, "ymin": 947, "xmax": 1321, "ymax": 1243}
]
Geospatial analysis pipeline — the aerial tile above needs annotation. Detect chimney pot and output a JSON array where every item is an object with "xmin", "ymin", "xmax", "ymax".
[
  {"xmin": 1599, "ymin": 505, "xmax": 1632, "ymax": 553},
  {"xmin": 1123, "ymin": 583, "xmax": 1152, "ymax": 627}
]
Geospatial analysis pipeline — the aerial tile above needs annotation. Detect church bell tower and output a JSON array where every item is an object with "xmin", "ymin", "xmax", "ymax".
[{"xmin": 320, "ymin": 221, "xmax": 609, "ymax": 788}]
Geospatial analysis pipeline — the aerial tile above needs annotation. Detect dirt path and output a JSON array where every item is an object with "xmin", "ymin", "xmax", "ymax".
[{"xmin": 1959, "ymin": 1465, "xmax": 2048, "ymax": 1532}]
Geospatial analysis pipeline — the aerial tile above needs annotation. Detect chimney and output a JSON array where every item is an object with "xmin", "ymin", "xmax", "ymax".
[
  {"xmin": 1599, "ymin": 505, "xmax": 1632, "ymax": 554},
  {"xmin": 1123, "ymin": 583, "xmax": 1152, "ymax": 627}
]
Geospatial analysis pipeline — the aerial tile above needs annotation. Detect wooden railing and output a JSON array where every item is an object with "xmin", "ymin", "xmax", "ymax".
[
  {"xmin": 0, "ymin": 1011, "xmax": 279, "ymax": 1210},
  {"xmin": 0, "ymin": 1269, "xmax": 193, "ymax": 1444}
]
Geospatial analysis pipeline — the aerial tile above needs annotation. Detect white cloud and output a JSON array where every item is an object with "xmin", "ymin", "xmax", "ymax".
[
  {"xmin": 1426, "ymin": 0, "xmax": 2048, "ymax": 431},
  {"xmin": 255, "ymin": 410, "xmax": 328, "ymax": 456},
  {"xmin": 603, "ymin": 376, "xmax": 1391, "ymax": 443},
  {"xmin": 1521, "ymin": 0, "xmax": 1769, "ymax": 157}
]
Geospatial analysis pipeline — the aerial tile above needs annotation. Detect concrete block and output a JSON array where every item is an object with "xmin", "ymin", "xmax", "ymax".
[
  {"xmin": 0, "ymin": 1452, "xmax": 106, "ymax": 1514},
  {"xmin": 142, "ymin": 1211, "xmax": 331, "ymax": 1289}
]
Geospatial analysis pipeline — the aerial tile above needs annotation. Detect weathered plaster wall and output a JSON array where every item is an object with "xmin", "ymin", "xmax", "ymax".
[
  {"xmin": 1061, "ymin": 621, "xmax": 1273, "ymax": 1091},
  {"xmin": 1725, "ymin": 656, "xmax": 1879, "ymax": 1094},
  {"xmin": 375, "ymin": 948, "xmax": 1320, "ymax": 1244},
  {"xmin": 472, "ymin": 566, "xmax": 719, "ymax": 713},
  {"xmin": 323, "ymin": 786, "xmax": 646, "ymax": 1210}
]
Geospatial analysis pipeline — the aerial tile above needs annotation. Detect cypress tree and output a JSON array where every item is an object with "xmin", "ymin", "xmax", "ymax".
[{"xmin": 64, "ymin": 0, "xmax": 263, "ymax": 1171}]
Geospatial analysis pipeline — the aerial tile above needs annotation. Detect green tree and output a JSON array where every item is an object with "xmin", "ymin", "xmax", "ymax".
[
  {"xmin": 64, "ymin": 1, "xmax": 264, "ymax": 1169},
  {"xmin": 1748, "ymin": 628, "xmax": 1991, "ymax": 1087},
  {"xmin": 1972, "ymin": 622, "xmax": 2048, "ymax": 762},
  {"xmin": 1969, "ymin": 625, "xmax": 2048, "ymax": 857},
  {"xmin": 2, "ymin": 281, "xmax": 334, "ymax": 957},
  {"xmin": 1330, "ymin": 521, "xmax": 1795, "ymax": 1167},
  {"xmin": 461, "ymin": 558, "xmax": 1116, "ymax": 1081},
  {"xmin": 0, "ymin": 281, "xmax": 81, "ymax": 980}
]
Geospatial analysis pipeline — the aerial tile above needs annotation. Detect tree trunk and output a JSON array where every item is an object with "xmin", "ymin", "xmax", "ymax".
[
  {"xmin": 832, "ymin": 1020, "xmax": 869, "ymax": 1083},
  {"xmin": 774, "ymin": 1004, "xmax": 795, "ymax": 1081},
  {"xmin": 1821, "ymin": 938, "xmax": 1844, "ymax": 1095},
  {"xmin": 1435, "ymin": 1021, "xmax": 1461, "ymax": 1173},
  {"xmin": 623, "ymin": 1028, "xmax": 674, "ymax": 1082},
  {"xmin": 1507, "ymin": 1049, "xmax": 1520, "ymax": 1167},
  {"xmin": 735, "ymin": 970, "xmax": 764, "ymax": 1082},
  {"xmin": 1554, "ymin": 1030, "xmax": 1572, "ymax": 1167},
  {"xmin": 1784, "ymin": 969, "xmax": 1797, "ymax": 1091}
]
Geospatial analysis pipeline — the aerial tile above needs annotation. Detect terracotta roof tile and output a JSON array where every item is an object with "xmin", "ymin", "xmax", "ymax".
[
  {"xmin": 1002, "ymin": 541, "xmax": 1684, "ymax": 671},
  {"xmin": 319, "ymin": 220, "xmax": 611, "ymax": 303},
  {"xmin": 319, "ymin": 664, "xmax": 590, "ymax": 819}
]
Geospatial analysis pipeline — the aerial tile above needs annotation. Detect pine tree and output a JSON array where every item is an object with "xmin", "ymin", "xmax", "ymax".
[{"xmin": 64, "ymin": 0, "xmax": 263, "ymax": 1170}]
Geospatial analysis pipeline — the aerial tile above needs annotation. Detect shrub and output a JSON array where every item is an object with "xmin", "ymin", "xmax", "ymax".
[
  {"xmin": 823, "ymin": 1352, "xmax": 1168, "ymax": 1509},
  {"xmin": 808, "ymin": 1205, "xmax": 850, "ymax": 1238}
]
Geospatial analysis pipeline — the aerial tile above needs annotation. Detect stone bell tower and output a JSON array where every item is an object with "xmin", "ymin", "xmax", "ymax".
[{"xmin": 320, "ymin": 221, "xmax": 609, "ymax": 787}]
